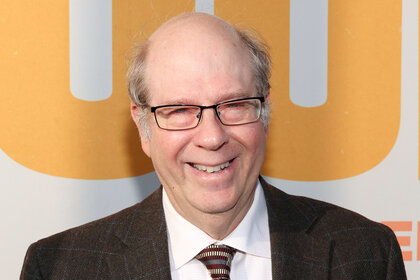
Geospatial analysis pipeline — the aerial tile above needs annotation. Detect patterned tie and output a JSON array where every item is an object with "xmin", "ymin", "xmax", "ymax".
[{"xmin": 196, "ymin": 244, "xmax": 236, "ymax": 280}]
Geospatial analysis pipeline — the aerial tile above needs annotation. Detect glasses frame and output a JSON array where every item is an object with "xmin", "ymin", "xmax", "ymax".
[{"xmin": 150, "ymin": 96, "xmax": 265, "ymax": 131}]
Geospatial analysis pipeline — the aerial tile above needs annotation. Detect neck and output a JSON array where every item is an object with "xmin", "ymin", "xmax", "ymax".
[
  {"xmin": 166, "ymin": 187, "xmax": 256, "ymax": 240},
  {"xmin": 198, "ymin": 209, "xmax": 250, "ymax": 240}
]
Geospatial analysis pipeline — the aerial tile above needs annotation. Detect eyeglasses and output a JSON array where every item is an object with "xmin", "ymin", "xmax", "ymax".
[{"xmin": 150, "ymin": 97, "xmax": 265, "ymax": 131}]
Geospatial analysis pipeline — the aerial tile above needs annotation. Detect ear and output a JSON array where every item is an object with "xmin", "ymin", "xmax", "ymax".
[
  {"xmin": 130, "ymin": 102, "xmax": 151, "ymax": 158},
  {"xmin": 264, "ymin": 91, "xmax": 270, "ymax": 104}
]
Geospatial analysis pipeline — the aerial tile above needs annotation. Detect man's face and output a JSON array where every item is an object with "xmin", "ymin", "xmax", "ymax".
[{"xmin": 133, "ymin": 18, "xmax": 268, "ymax": 229}]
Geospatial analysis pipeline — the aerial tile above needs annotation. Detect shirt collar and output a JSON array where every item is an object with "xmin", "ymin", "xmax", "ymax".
[{"xmin": 162, "ymin": 180, "xmax": 271, "ymax": 269}]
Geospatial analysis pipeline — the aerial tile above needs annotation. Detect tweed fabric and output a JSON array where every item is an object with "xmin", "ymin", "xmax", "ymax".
[
  {"xmin": 20, "ymin": 177, "xmax": 406, "ymax": 279},
  {"xmin": 196, "ymin": 244, "xmax": 236, "ymax": 280}
]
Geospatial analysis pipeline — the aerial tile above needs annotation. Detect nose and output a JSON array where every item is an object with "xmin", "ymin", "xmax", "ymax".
[{"xmin": 193, "ymin": 108, "xmax": 229, "ymax": 150}]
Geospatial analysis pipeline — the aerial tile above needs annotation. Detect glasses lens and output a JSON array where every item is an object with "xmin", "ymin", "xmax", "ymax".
[
  {"xmin": 155, "ymin": 106, "xmax": 201, "ymax": 130},
  {"xmin": 217, "ymin": 99, "xmax": 261, "ymax": 125}
]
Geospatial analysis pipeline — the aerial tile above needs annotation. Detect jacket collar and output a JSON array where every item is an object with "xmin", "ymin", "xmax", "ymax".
[{"xmin": 260, "ymin": 177, "xmax": 332, "ymax": 279}]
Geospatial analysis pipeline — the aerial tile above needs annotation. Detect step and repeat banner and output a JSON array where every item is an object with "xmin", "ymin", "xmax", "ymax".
[{"xmin": 1, "ymin": 0, "xmax": 418, "ymax": 278}]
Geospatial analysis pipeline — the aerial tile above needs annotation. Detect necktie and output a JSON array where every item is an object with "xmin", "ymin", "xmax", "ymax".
[{"xmin": 196, "ymin": 244, "xmax": 236, "ymax": 280}]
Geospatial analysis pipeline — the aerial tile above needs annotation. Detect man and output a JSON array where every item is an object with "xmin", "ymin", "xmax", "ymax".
[{"xmin": 21, "ymin": 12, "xmax": 406, "ymax": 279}]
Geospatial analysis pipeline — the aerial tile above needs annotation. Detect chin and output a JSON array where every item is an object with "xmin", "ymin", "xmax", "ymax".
[{"xmin": 198, "ymin": 198, "xmax": 238, "ymax": 215}]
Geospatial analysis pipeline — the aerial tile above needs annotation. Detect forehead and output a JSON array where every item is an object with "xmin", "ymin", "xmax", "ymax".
[{"xmin": 145, "ymin": 15, "xmax": 255, "ymax": 105}]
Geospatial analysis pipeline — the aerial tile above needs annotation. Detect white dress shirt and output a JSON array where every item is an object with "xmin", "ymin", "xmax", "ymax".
[{"xmin": 162, "ymin": 181, "xmax": 272, "ymax": 280}]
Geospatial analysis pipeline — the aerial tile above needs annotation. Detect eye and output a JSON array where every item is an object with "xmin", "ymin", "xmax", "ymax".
[
  {"xmin": 171, "ymin": 108, "xmax": 188, "ymax": 114},
  {"xmin": 164, "ymin": 107, "xmax": 191, "ymax": 115},
  {"xmin": 224, "ymin": 101, "xmax": 246, "ymax": 109},
  {"xmin": 159, "ymin": 106, "xmax": 199, "ymax": 118}
]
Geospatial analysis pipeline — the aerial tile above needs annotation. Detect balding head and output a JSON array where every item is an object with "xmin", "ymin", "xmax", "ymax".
[
  {"xmin": 128, "ymin": 12, "xmax": 271, "ymax": 137},
  {"xmin": 149, "ymin": 12, "xmax": 239, "ymax": 45}
]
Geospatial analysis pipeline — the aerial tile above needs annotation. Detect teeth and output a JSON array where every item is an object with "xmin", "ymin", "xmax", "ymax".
[{"xmin": 193, "ymin": 161, "xmax": 231, "ymax": 173}]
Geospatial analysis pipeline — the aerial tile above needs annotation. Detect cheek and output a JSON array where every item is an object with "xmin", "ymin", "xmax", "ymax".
[
  {"xmin": 149, "ymin": 129, "xmax": 193, "ymax": 162},
  {"xmin": 232, "ymin": 124, "xmax": 267, "ymax": 153}
]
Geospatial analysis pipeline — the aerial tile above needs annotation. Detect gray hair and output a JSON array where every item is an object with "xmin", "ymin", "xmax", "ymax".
[
  {"xmin": 127, "ymin": 26, "xmax": 271, "ymax": 138},
  {"xmin": 236, "ymin": 28, "xmax": 271, "ymax": 128}
]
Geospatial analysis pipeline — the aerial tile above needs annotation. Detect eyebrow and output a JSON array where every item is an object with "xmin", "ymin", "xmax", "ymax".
[
  {"xmin": 157, "ymin": 92, "xmax": 253, "ymax": 106},
  {"xmin": 161, "ymin": 97, "xmax": 196, "ymax": 105},
  {"xmin": 214, "ymin": 92, "xmax": 252, "ymax": 103}
]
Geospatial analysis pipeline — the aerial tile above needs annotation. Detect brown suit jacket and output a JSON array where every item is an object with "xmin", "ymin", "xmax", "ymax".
[{"xmin": 21, "ymin": 178, "xmax": 406, "ymax": 279}]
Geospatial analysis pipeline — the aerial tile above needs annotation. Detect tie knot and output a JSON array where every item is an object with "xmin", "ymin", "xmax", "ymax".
[{"xmin": 196, "ymin": 244, "xmax": 236, "ymax": 280}]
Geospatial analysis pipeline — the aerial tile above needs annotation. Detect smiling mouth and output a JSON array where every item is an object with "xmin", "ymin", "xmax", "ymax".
[{"xmin": 189, "ymin": 159, "xmax": 234, "ymax": 173}]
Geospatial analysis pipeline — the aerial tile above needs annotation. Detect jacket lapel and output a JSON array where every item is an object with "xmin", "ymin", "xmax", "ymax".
[
  {"xmin": 261, "ymin": 178, "xmax": 332, "ymax": 280},
  {"xmin": 103, "ymin": 187, "xmax": 172, "ymax": 280}
]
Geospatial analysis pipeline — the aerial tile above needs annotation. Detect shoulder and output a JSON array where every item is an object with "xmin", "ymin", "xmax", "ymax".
[
  {"xmin": 21, "ymin": 187, "xmax": 164, "ymax": 279},
  {"xmin": 265, "ymin": 180, "xmax": 398, "ymax": 247},
  {"xmin": 292, "ymin": 191, "xmax": 396, "ymax": 243},
  {"xmin": 261, "ymin": 178, "xmax": 406, "ymax": 278},
  {"xmin": 262, "ymin": 178, "xmax": 394, "ymax": 239},
  {"xmin": 35, "ymin": 187, "xmax": 162, "ymax": 248},
  {"xmin": 30, "ymin": 202, "xmax": 140, "ymax": 250}
]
